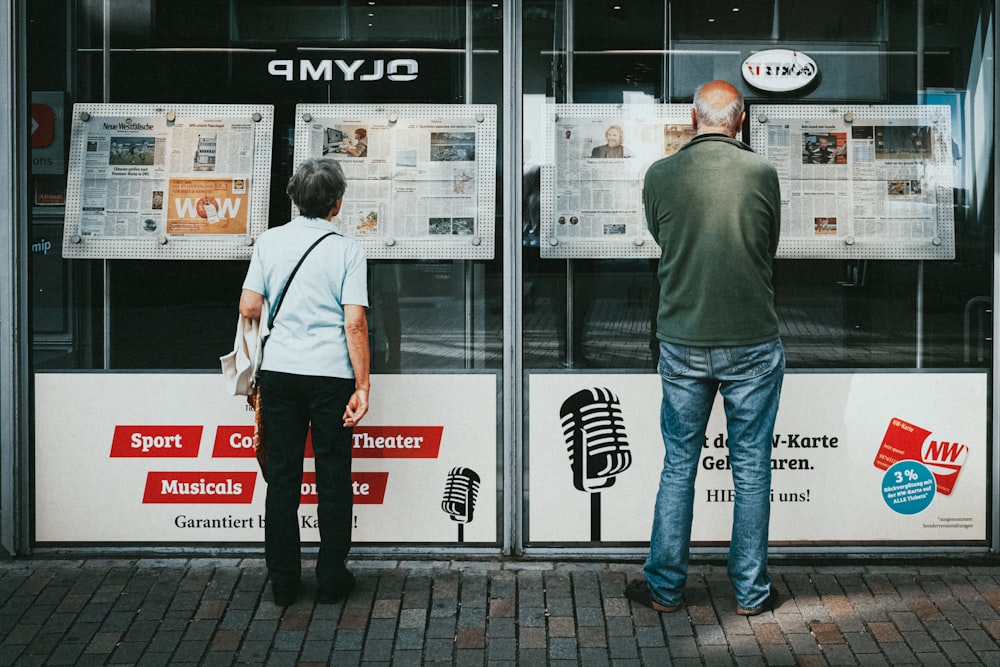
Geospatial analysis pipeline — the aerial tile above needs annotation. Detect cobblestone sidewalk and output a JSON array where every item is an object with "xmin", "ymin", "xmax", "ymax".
[{"xmin": 1, "ymin": 558, "xmax": 1000, "ymax": 665}]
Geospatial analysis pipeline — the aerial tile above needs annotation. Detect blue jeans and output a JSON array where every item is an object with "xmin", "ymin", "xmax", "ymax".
[
  {"xmin": 644, "ymin": 339, "xmax": 784, "ymax": 610},
  {"xmin": 259, "ymin": 370, "xmax": 355, "ymax": 590}
]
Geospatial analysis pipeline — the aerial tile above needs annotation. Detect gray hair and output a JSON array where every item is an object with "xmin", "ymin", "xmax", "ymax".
[
  {"xmin": 693, "ymin": 83, "xmax": 745, "ymax": 132},
  {"xmin": 286, "ymin": 157, "xmax": 347, "ymax": 218}
]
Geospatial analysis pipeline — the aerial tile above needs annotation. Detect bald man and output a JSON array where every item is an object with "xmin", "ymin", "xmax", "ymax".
[{"xmin": 625, "ymin": 80, "xmax": 784, "ymax": 617}]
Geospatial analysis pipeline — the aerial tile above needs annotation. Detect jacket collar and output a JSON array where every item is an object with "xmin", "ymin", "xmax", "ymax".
[{"xmin": 680, "ymin": 133, "xmax": 753, "ymax": 152}]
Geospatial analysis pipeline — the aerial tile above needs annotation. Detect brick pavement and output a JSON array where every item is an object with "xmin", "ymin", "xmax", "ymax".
[{"xmin": 1, "ymin": 557, "xmax": 1000, "ymax": 665}]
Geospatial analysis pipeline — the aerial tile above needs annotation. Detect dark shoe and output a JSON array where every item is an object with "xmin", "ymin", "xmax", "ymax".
[
  {"xmin": 317, "ymin": 572, "xmax": 356, "ymax": 604},
  {"xmin": 737, "ymin": 586, "xmax": 779, "ymax": 616},
  {"xmin": 271, "ymin": 580, "xmax": 299, "ymax": 607},
  {"xmin": 623, "ymin": 579, "xmax": 682, "ymax": 613}
]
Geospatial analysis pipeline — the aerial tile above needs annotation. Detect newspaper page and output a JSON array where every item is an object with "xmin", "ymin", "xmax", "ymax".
[
  {"xmin": 540, "ymin": 104, "xmax": 694, "ymax": 259},
  {"xmin": 295, "ymin": 105, "xmax": 497, "ymax": 260},
  {"xmin": 751, "ymin": 105, "xmax": 955, "ymax": 260},
  {"xmin": 62, "ymin": 104, "xmax": 273, "ymax": 260},
  {"xmin": 76, "ymin": 115, "xmax": 254, "ymax": 239}
]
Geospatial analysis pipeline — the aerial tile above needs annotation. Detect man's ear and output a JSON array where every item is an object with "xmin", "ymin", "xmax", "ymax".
[{"xmin": 690, "ymin": 108, "xmax": 698, "ymax": 131}]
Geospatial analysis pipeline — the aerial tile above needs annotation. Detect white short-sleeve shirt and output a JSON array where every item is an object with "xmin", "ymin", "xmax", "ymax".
[{"xmin": 243, "ymin": 216, "xmax": 369, "ymax": 378}]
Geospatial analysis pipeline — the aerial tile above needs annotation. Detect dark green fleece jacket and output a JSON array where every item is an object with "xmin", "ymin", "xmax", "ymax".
[{"xmin": 643, "ymin": 134, "xmax": 781, "ymax": 346}]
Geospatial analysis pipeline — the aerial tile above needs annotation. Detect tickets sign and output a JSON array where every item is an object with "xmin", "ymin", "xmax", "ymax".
[{"xmin": 34, "ymin": 373, "xmax": 498, "ymax": 544}]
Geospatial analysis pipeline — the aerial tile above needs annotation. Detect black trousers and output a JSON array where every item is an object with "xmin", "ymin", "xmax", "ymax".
[{"xmin": 259, "ymin": 370, "xmax": 355, "ymax": 589}]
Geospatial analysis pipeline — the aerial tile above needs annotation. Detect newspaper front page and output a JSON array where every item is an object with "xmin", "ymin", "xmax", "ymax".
[
  {"xmin": 540, "ymin": 104, "xmax": 694, "ymax": 259},
  {"xmin": 750, "ymin": 105, "xmax": 955, "ymax": 259},
  {"xmin": 63, "ymin": 104, "xmax": 273, "ymax": 259},
  {"xmin": 295, "ymin": 105, "xmax": 496, "ymax": 260}
]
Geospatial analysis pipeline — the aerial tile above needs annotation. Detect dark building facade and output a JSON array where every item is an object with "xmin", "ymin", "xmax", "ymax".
[{"xmin": 0, "ymin": 0, "xmax": 996, "ymax": 557}]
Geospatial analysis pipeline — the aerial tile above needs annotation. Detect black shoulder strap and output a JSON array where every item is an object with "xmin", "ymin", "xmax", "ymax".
[{"xmin": 267, "ymin": 232, "xmax": 337, "ymax": 330}]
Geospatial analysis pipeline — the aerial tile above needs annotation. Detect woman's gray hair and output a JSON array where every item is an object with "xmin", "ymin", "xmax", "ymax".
[
  {"xmin": 286, "ymin": 157, "xmax": 348, "ymax": 218},
  {"xmin": 693, "ymin": 83, "xmax": 745, "ymax": 131}
]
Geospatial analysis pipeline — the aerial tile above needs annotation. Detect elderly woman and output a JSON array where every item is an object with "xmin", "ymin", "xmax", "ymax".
[{"xmin": 239, "ymin": 157, "xmax": 370, "ymax": 607}]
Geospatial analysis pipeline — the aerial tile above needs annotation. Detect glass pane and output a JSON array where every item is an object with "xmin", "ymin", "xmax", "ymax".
[
  {"xmin": 524, "ymin": 0, "xmax": 660, "ymax": 370},
  {"xmin": 523, "ymin": 0, "xmax": 994, "ymax": 373},
  {"xmin": 671, "ymin": 0, "xmax": 776, "ymax": 41},
  {"xmin": 29, "ymin": 0, "xmax": 504, "ymax": 372},
  {"xmin": 574, "ymin": 0, "xmax": 665, "ymax": 50},
  {"xmin": 779, "ymin": 0, "xmax": 882, "ymax": 41}
]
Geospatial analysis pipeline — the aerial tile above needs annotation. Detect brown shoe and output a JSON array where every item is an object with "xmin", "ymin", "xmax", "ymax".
[
  {"xmin": 737, "ymin": 586, "xmax": 778, "ymax": 616},
  {"xmin": 623, "ymin": 579, "xmax": 682, "ymax": 613}
]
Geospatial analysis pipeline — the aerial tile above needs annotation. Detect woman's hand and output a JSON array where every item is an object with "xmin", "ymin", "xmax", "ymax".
[{"xmin": 343, "ymin": 387, "xmax": 369, "ymax": 427}]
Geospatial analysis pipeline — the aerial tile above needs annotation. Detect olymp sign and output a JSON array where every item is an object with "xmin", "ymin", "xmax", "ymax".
[{"xmin": 268, "ymin": 58, "xmax": 418, "ymax": 82}]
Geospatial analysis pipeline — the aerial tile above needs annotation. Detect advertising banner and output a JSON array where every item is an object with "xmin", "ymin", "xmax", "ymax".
[
  {"xmin": 165, "ymin": 177, "xmax": 250, "ymax": 235},
  {"xmin": 35, "ymin": 373, "xmax": 498, "ymax": 545},
  {"xmin": 527, "ymin": 372, "xmax": 987, "ymax": 544}
]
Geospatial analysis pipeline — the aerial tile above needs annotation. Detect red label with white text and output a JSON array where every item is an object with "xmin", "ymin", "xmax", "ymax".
[
  {"xmin": 299, "ymin": 471, "xmax": 389, "ymax": 504},
  {"xmin": 111, "ymin": 426, "xmax": 203, "ymax": 457},
  {"xmin": 212, "ymin": 426, "xmax": 442, "ymax": 459},
  {"xmin": 351, "ymin": 426, "xmax": 443, "ymax": 458},
  {"xmin": 874, "ymin": 417, "xmax": 969, "ymax": 495},
  {"xmin": 212, "ymin": 426, "xmax": 256, "ymax": 458},
  {"xmin": 142, "ymin": 472, "xmax": 257, "ymax": 503}
]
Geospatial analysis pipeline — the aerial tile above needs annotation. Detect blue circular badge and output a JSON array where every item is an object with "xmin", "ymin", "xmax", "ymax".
[{"xmin": 881, "ymin": 461, "xmax": 936, "ymax": 515}]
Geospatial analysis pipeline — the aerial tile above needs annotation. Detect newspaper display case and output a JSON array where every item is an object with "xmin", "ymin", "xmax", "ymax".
[
  {"xmin": 62, "ymin": 104, "xmax": 274, "ymax": 260},
  {"xmin": 750, "ymin": 104, "xmax": 956, "ymax": 260},
  {"xmin": 293, "ymin": 104, "xmax": 497, "ymax": 260},
  {"xmin": 539, "ymin": 103, "xmax": 694, "ymax": 259}
]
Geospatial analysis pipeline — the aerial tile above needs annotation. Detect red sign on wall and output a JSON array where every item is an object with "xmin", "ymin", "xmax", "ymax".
[{"xmin": 31, "ymin": 103, "xmax": 54, "ymax": 148}]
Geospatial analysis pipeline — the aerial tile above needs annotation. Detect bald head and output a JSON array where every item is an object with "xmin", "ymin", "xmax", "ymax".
[{"xmin": 692, "ymin": 80, "xmax": 745, "ymax": 137}]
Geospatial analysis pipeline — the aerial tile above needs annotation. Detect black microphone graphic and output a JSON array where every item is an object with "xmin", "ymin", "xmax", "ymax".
[
  {"xmin": 441, "ymin": 466, "xmax": 480, "ymax": 543},
  {"xmin": 560, "ymin": 387, "xmax": 632, "ymax": 541}
]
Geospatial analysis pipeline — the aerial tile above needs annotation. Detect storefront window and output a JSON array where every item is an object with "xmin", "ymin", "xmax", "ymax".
[
  {"xmin": 19, "ymin": 0, "xmax": 995, "ymax": 553},
  {"xmin": 25, "ymin": 0, "xmax": 507, "ymax": 550},
  {"xmin": 521, "ymin": 0, "xmax": 994, "ymax": 551},
  {"xmin": 523, "ymin": 0, "xmax": 994, "ymax": 371},
  {"xmin": 29, "ymin": 0, "xmax": 504, "ymax": 372}
]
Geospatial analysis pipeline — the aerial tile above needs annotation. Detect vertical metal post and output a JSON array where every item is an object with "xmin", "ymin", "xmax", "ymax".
[
  {"xmin": 504, "ymin": 0, "xmax": 524, "ymax": 554},
  {"xmin": 564, "ymin": 0, "xmax": 576, "ymax": 366},
  {"xmin": 103, "ymin": 0, "xmax": 112, "ymax": 369},
  {"xmin": 991, "ymin": 0, "xmax": 1000, "ymax": 556},
  {"xmin": 464, "ymin": 0, "xmax": 475, "ymax": 369},
  {"xmin": 915, "ymin": 0, "xmax": 925, "ymax": 368},
  {"xmin": 0, "ymin": 0, "xmax": 29, "ymax": 555},
  {"xmin": 663, "ymin": 2, "xmax": 670, "ymax": 101}
]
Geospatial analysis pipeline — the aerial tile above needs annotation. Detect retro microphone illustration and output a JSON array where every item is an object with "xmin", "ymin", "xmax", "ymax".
[
  {"xmin": 441, "ymin": 466, "xmax": 480, "ymax": 542},
  {"xmin": 560, "ymin": 387, "xmax": 632, "ymax": 541}
]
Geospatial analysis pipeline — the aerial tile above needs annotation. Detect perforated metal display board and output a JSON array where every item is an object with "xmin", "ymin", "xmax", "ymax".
[
  {"xmin": 749, "ymin": 105, "xmax": 955, "ymax": 260},
  {"xmin": 62, "ymin": 104, "xmax": 274, "ymax": 260},
  {"xmin": 294, "ymin": 104, "xmax": 496, "ymax": 260},
  {"xmin": 540, "ymin": 104, "xmax": 694, "ymax": 259}
]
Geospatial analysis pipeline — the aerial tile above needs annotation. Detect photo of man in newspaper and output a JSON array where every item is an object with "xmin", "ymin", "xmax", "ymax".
[{"xmin": 802, "ymin": 134, "xmax": 846, "ymax": 164}]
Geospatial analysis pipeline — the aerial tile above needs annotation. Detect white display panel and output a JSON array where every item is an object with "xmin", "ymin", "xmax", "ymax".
[
  {"xmin": 750, "ymin": 105, "xmax": 956, "ymax": 259},
  {"xmin": 34, "ymin": 373, "xmax": 498, "ymax": 545},
  {"xmin": 293, "ymin": 104, "xmax": 497, "ymax": 260},
  {"xmin": 540, "ymin": 104, "xmax": 694, "ymax": 259},
  {"xmin": 62, "ymin": 104, "xmax": 274, "ymax": 260},
  {"xmin": 528, "ymin": 372, "xmax": 986, "ymax": 544}
]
